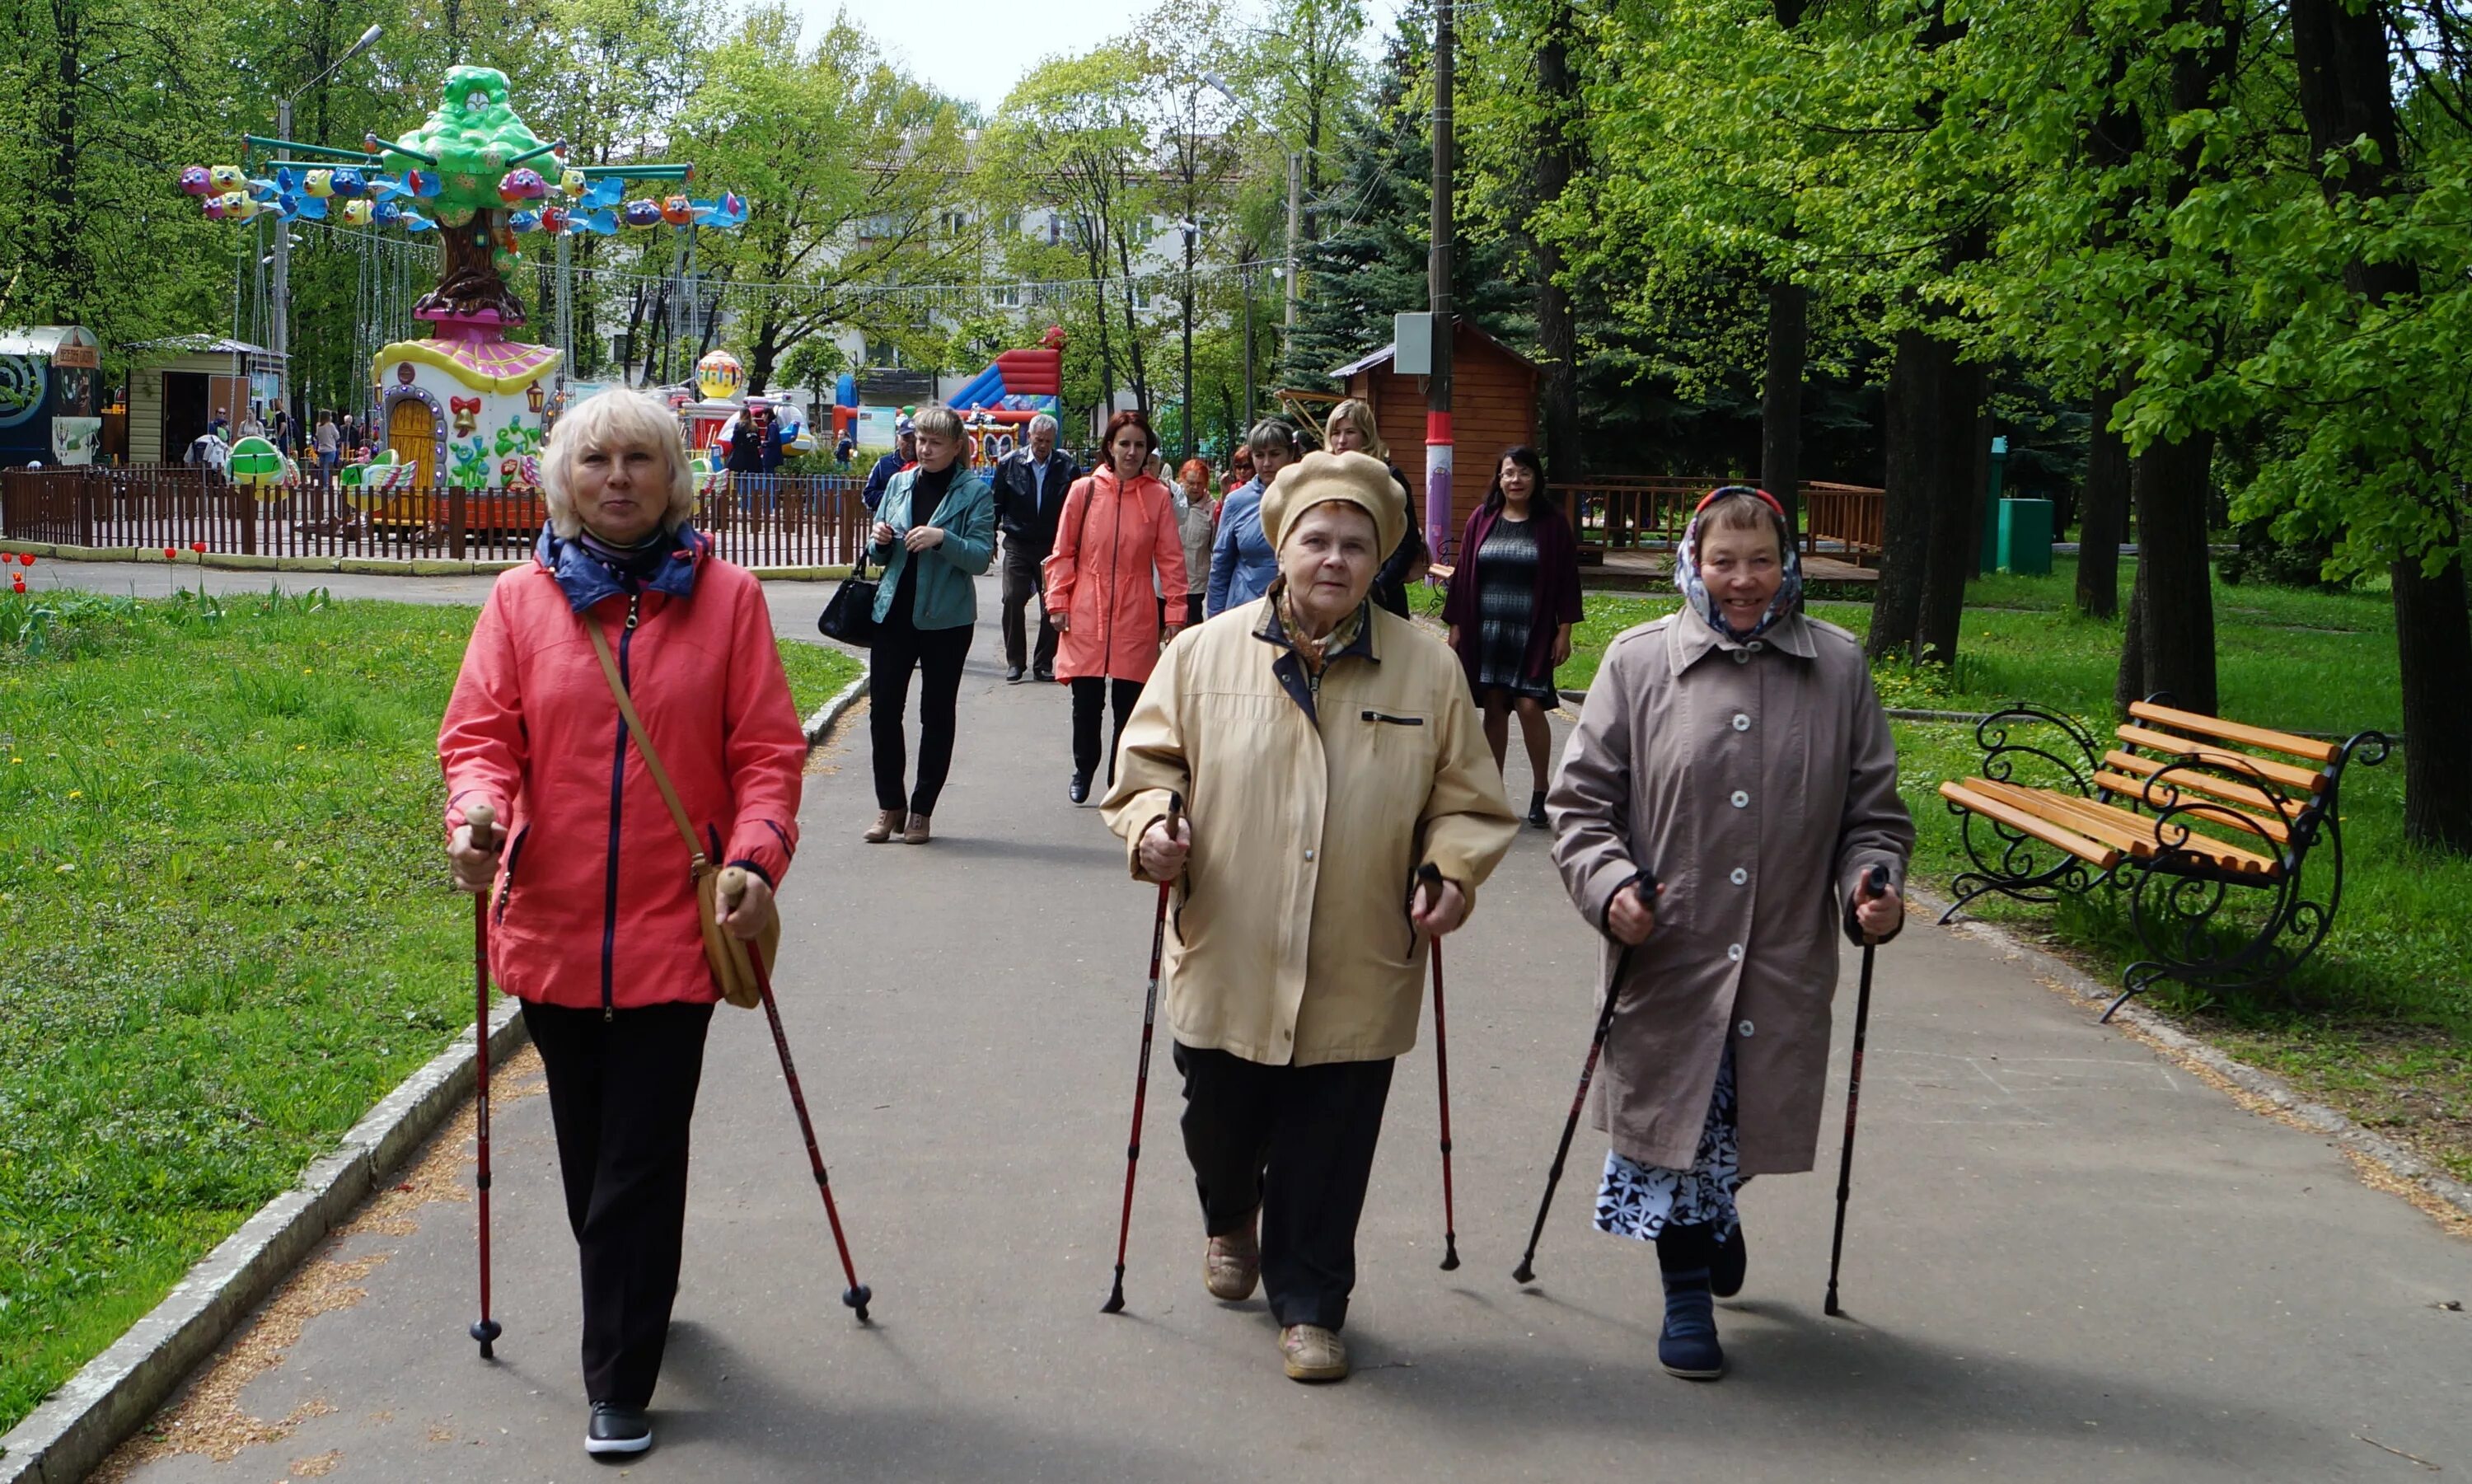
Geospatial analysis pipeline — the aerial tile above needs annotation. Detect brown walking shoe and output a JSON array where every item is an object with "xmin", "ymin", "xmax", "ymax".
[
  {"xmin": 1203, "ymin": 1217, "xmax": 1259, "ymax": 1301},
  {"xmin": 901, "ymin": 813, "xmax": 932, "ymax": 845},
  {"xmin": 1279, "ymin": 1324, "xmax": 1349, "ymax": 1382},
  {"xmin": 863, "ymin": 808, "xmax": 906, "ymax": 843}
]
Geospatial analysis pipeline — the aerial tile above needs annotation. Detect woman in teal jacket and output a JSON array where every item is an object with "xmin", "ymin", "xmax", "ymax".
[{"xmin": 864, "ymin": 403, "xmax": 996, "ymax": 845}]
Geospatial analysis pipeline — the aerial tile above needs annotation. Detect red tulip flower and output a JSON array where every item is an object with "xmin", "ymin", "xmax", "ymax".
[
  {"xmin": 190, "ymin": 541, "xmax": 207, "ymax": 555},
  {"xmin": 9, "ymin": 574, "xmax": 23, "ymax": 593},
  {"xmin": 13, "ymin": 553, "xmax": 30, "ymax": 566},
  {"xmin": 163, "ymin": 547, "xmax": 177, "ymax": 560}
]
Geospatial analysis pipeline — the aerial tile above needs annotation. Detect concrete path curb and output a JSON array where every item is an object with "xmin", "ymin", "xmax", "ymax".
[
  {"xmin": 0, "ymin": 998, "xmax": 527, "ymax": 1484},
  {"xmin": 1933, "ymin": 895, "xmax": 2472, "ymax": 1224},
  {"xmin": 801, "ymin": 672, "xmax": 869, "ymax": 746}
]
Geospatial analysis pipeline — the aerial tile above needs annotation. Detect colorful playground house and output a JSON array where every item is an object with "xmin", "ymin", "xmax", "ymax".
[{"xmin": 0, "ymin": 326, "xmax": 104, "ymax": 468}]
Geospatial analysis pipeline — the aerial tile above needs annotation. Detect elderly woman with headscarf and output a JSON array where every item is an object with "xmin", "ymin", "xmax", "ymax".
[
  {"xmin": 1547, "ymin": 485, "xmax": 1912, "ymax": 1383},
  {"xmin": 1104, "ymin": 450, "xmax": 1519, "ymax": 1384},
  {"xmin": 440, "ymin": 387, "xmax": 806, "ymax": 1458}
]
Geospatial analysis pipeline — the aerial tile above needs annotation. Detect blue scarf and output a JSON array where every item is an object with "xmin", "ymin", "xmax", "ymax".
[{"xmin": 1674, "ymin": 487, "xmax": 1802, "ymax": 642}]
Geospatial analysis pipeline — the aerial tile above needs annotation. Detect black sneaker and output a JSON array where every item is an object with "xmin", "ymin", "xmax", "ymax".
[
  {"xmin": 1068, "ymin": 772, "xmax": 1091, "ymax": 805},
  {"xmin": 1005, "ymin": 665, "xmax": 1027, "ymax": 683},
  {"xmin": 586, "ymin": 1402, "xmax": 652, "ymax": 1457}
]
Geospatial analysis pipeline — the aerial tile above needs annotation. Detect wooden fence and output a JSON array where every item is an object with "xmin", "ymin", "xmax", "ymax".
[
  {"xmin": 1565, "ymin": 475, "xmax": 1887, "ymax": 564},
  {"xmin": 1, "ymin": 466, "xmax": 875, "ymax": 569}
]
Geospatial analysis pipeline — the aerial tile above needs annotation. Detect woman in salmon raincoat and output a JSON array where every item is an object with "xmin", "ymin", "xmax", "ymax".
[{"xmin": 1046, "ymin": 409, "xmax": 1187, "ymax": 803}]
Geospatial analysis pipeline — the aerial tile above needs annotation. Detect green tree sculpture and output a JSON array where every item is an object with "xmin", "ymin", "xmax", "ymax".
[{"xmin": 383, "ymin": 67, "xmax": 550, "ymax": 324}]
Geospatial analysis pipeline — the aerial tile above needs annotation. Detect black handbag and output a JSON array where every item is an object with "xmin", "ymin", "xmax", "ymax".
[{"xmin": 818, "ymin": 549, "xmax": 879, "ymax": 644}]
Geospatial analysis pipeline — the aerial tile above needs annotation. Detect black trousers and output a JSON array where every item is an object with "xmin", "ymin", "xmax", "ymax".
[
  {"xmin": 1071, "ymin": 676, "xmax": 1143, "ymax": 784},
  {"xmin": 1000, "ymin": 536, "xmax": 1057, "ymax": 673},
  {"xmin": 870, "ymin": 616, "xmax": 973, "ymax": 815},
  {"xmin": 1173, "ymin": 1042, "xmax": 1396, "ymax": 1331},
  {"xmin": 522, "ymin": 999, "xmax": 716, "ymax": 1409}
]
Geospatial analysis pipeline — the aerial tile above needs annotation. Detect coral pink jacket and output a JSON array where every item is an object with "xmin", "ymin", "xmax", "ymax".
[
  {"xmin": 438, "ymin": 542, "xmax": 805, "ymax": 1014},
  {"xmin": 1044, "ymin": 467, "xmax": 1187, "ymax": 685}
]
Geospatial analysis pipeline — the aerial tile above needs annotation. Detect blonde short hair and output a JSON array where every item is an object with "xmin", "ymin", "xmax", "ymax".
[
  {"xmin": 540, "ymin": 388, "xmax": 695, "ymax": 539},
  {"xmin": 911, "ymin": 402, "xmax": 964, "ymax": 445},
  {"xmin": 1327, "ymin": 399, "xmax": 1388, "ymax": 462}
]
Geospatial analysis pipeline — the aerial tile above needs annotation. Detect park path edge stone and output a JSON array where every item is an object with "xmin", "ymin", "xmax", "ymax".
[
  {"xmin": 0, "ymin": 668, "xmax": 867, "ymax": 1484},
  {"xmin": 2, "ymin": 540, "xmax": 850, "ymax": 583},
  {"xmin": 1932, "ymin": 892, "xmax": 2472, "ymax": 1226},
  {"xmin": 0, "ymin": 997, "xmax": 527, "ymax": 1484}
]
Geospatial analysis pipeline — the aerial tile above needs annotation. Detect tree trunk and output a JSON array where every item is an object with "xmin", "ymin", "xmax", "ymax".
[
  {"xmin": 2115, "ymin": 537, "xmax": 2147, "ymax": 713},
  {"xmin": 1759, "ymin": 279, "xmax": 1806, "ymax": 536},
  {"xmin": 2076, "ymin": 377, "xmax": 2130, "ymax": 617},
  {"xmin": 1870, "ymin": 326, "xmax": 1943, "ymax": 660},
  {"xmin": 1917, "ymin": 358, "xmax": 1987, "ymax": 665},
  {"xmin": 1534, "ymin": 0, "xmax": 1583, "ymax": 483},
  {"xmin": 2394, "ymin": 554, "xmax": 2472, "ymax": 851},
  {"xmin": 2290, "ymin": 0, "xmax": 2472, "ymax": 850},
  {"xmin": 2127, "ymin": 428, "xmax": 2217, "ymax": 714},
  {"xmin": 417, "ymin": 210, "xmax": 525, "ymax": 324}
]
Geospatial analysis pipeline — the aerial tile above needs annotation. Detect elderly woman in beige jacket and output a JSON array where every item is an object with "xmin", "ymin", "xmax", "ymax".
[
  {"xmin": 1549, "ymin": 485, "xmax": 1912, "ymax": 1383},
  {"xmin": 1104, "ymin": 450, "xmax": 1519, "ymax": 1384}
]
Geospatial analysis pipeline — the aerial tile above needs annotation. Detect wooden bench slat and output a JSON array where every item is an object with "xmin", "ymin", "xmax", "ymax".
[
  {"xmin": 2127, "ymin": 702, "xmax": 2341, "ymax": 764},
  {"xmin": 1938, "ymin": 781, "xmax": 2123, "ymax": 869},
  {"xmin": 2113, "ymin": 726, "xmax": 2328, "ymax": 793},
  {"xmin": 1970, "ymin": 778, "xmax": 2282, "ymax": 876},
  {"xmin": 2092, "ymin": 771, "xmax": 2292, "ymax": 843},
  {"xmin": 2099, "ymin": 750, "xmax": 2292, "ymax": 814}
]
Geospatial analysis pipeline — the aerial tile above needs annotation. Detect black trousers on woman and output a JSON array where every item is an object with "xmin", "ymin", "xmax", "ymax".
[
  {"xmin": 521, "ymin": 999, "xmax": 715, "ymax": 1409},
  {"xmin": 1071, "ymin": 676, "xmax": 1144, "ymax": 784},
  {"xmin": 870, "ymin": 614, "xmax": 973, "ymax": 816},
  {"xmin": 1173, "ymin": 1042, "xmax": 1396, "ymax": 1331}
]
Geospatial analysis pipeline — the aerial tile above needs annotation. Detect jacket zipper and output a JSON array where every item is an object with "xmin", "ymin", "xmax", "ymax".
[
  {"xmin": 599, "ymin": 590, "xmax": 640, "ymax": 1021},
  {"xmin": 492, "ymin": 824, "xmax": 531, "ymax": 925}
]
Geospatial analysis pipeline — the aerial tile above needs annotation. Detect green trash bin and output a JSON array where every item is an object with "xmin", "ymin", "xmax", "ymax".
[{"xmin": 1997, "ymin": 498, "xmax": 2053, "ymax": 576}]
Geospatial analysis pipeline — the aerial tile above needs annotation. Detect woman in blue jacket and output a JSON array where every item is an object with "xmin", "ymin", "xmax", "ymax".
[
  {"xmin": 1204, "ymin": 419, "xmax": 1297, "ymax": 616},
  {"xmin": 864, "ymin": 404, "xmax": 996, "ymax": 845}
]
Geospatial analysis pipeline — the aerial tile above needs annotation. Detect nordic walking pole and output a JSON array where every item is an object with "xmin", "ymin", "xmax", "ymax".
[
  {"xmin": 1513, "ymin": 869, "xmax": 1657, "ymax": 1286},
  {"xmin": 717, "ymin": 868, "xmax": 873, "ymax": 1324},
  {"xmin": 1103, "ymin": 793, "xmax": 1183, "ymax": 1315},
  {"xmin": 1416, "ymin": 863, "xmax": 1461, "ymax": 1271},
  {"xmin": 463, "ymin": 803, "xmax": 504, "ymax": 1361},
  {"xmin": 1824, "ymin": 862, "xmax": 1893, "ymax": 1318}
]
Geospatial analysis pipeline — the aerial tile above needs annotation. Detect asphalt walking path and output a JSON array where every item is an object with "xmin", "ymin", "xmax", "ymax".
[{"xmin": 97, "ymin": 581, "xmax": 2471, "ymax": 1482}]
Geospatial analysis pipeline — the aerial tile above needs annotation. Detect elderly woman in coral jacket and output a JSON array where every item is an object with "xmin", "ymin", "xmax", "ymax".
[
  {"xmin": 439, "ymin": 388, "xmax": 806, "ymax": 1460},
  {"xmin": 1046, "ymin": 409, "xmax": 1187, "ymax": 803}
]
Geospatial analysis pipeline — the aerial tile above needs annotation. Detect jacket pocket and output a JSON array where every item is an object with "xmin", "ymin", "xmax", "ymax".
[
  {"xmin": 1360, "ymin": 709, "xmax": 1426, "ymax": 726},
  {"xmin": 493, "ymin": 824, "xmax": 531, "ymax": 926}
]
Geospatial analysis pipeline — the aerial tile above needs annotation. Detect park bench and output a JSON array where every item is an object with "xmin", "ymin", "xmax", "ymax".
[{"xmin": 1936, "ymin": 696, "xmax": 2391, "ymax": 1020}]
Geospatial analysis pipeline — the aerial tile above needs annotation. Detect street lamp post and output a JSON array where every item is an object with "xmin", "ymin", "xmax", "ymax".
[
  {"xmin": 1426, "ymin": 0, "xmax": 1455, "ymax": 564},
  {"xmin": 273, "ymin": 22, "xmax": 382, "ymax": 430},
  {"xmin": 1179, "ymin": 218, "xmax": 1198, "ymax": 464}
]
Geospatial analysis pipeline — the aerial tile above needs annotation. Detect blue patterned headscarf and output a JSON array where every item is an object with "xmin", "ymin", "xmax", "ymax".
[{"xmin": 1675, "ymin": 485, "xmax": 1802, "ymax": 641}]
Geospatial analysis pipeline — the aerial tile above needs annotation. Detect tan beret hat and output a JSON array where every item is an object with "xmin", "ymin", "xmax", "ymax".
[{"xmin": 1261, "ymin": 449, "xmax": 1407, "ymax": 558}]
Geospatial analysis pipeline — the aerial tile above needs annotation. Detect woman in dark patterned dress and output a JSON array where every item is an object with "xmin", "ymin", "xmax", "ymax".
[{"xmin": 1442, "ymin": 446, "xmax": 1585, "ymax": 827}]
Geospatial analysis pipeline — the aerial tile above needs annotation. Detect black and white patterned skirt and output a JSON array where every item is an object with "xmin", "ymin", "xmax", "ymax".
[{"xmin": 1593, "ymin": 1046, "xmax": 1747, "ymax": 1243}]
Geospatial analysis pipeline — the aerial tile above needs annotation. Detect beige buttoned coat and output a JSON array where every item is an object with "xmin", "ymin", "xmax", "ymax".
[
  {"xmin": 1548, "ymin": 611, "xmax": 1913, "ymax": 1174},
  {"xmin": 1103, "ymin": 597, "xmax": 1519, "ymax": 1067}
]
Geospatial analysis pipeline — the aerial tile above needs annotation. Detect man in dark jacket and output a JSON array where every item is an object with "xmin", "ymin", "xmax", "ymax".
[
  {"xmin": 987, "ymin": 413, "xmax": 1079, "ymax": 681},
  {"xmin": 860, "ymin": 417, "xmax": 917, "ymax": 513}
]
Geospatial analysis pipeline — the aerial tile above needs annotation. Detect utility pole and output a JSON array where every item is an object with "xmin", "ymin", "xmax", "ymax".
[
  {"xmin": 1425, "ymin": 0, "xmax": 1455, "ymax": 563},
  {"xmin": 1180, "ymin": 219, "xmax": 1198, "ymax": 463},
  {"xmin": 1285, "ymin": 151, "xmax": 1303, "ymax": 330},
  {"xmin": 1242, "ymin": 260, "xmax": 1257, "ymax": 432},
  {"xmin": 274, "ymin": 96, "xmax": 293, "ymax": 428}
]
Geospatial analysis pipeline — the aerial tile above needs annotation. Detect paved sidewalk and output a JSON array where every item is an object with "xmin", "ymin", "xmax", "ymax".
[{"xmin": 99, "ymin": 587, "xmax": 2472, "ymax": 1482}]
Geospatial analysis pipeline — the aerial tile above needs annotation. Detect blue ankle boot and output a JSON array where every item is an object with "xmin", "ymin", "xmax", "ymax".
[{"xmin": 1656, "ymin": 1223, "xmax": 1726, "ymax": 1379}]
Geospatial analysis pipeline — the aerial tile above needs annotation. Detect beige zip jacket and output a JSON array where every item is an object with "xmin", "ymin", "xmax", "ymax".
[{"xmin": 1103, "ymin": 596, "xmax": 1519, "ymax": 1066}]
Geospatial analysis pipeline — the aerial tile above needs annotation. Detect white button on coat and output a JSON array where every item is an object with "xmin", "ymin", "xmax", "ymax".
[
  {"xmin": 1730, "ymin": 789, "xmax": 1749, "ymax": 809},
  {"xmin": 1732, "ymin": 713, "xmax": 1751, "ymax": 732},
  {"xmin": 1304, "ymin": 848, "xmax": 1315, "ymax": 861},
  {"xmin": 1730, "ymin": 867, "xmax": 1748, "ymax": 886},
  {"xmin": 1737, "ymin": 1019, "xmax": 1755, "ymax": 1037},
  {"xmin": 1727, "ymin": 943, "xmax": 1744, "ymax": 962}
]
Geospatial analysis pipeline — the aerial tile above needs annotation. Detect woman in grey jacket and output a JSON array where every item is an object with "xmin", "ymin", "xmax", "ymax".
[{"xmin": 1548, "ymin": 485, "xmax": 1911, "ymax": 1382}]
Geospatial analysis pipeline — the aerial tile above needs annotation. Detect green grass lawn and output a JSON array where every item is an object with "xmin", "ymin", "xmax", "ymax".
[
  {"xmin": 0, "ymin": 587, "xmax": 859, "ymax": 1435},
  {"xmin": 1537, "ymin": 559, "xmax": 2470, "ymax": 1182}
]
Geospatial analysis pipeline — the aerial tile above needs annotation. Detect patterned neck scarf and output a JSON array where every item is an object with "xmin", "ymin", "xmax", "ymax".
[
  {"xmin": 1274, "ymin": 580, "xmax": 1365, "ymax": 676},
  {"xmin": 1674, "ymin": 486, "xmax": 1802, "ymax": 642}
]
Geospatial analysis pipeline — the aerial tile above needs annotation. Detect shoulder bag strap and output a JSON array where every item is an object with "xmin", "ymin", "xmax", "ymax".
[{"xmin": 583, "ymin": 615, "xmax": 709, "ymax": 870}]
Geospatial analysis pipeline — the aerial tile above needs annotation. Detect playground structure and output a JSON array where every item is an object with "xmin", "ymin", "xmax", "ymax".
[
  {"xmin": 177, "ymin": 63, "xmax": 748, "ymax": 517},
  {"xmin": 0, "ymin": 327, "xmax": 104, "ymax": 469}
]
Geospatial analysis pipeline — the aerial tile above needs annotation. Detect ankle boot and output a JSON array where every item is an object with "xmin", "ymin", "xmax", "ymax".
[
  {"xmin": 863, "ymin": 808, "xmax": 906, "ymax": 843},
  {"xmin": 1711, "ymin": 1220, "xmax": 1747, "ymax": 1299},
  {"xmin": 1655, "ymin": 1221, "xmax": 1725, "ymax": 1379}
]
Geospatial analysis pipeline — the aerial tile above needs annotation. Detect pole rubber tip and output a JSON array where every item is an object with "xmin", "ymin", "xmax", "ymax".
[
  {"xmin": 1511, "ymin": 1262, "xmax": 1536, "ymax": 1285},
  {"xmin": 844, "ymin": 1285, "xmax": 873, "ymax": 1323},
  {"xmin": 1439, "ymin": 1243, "xmax": 1461, "ymax": 1272},
  {"xmin": 471, "ymin": 1318, "xmax": 501, "ymax": 1358},
  {"xmin": 1102, "ymin": 1270, "xmax": 1127, "ymax": 1314}
]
